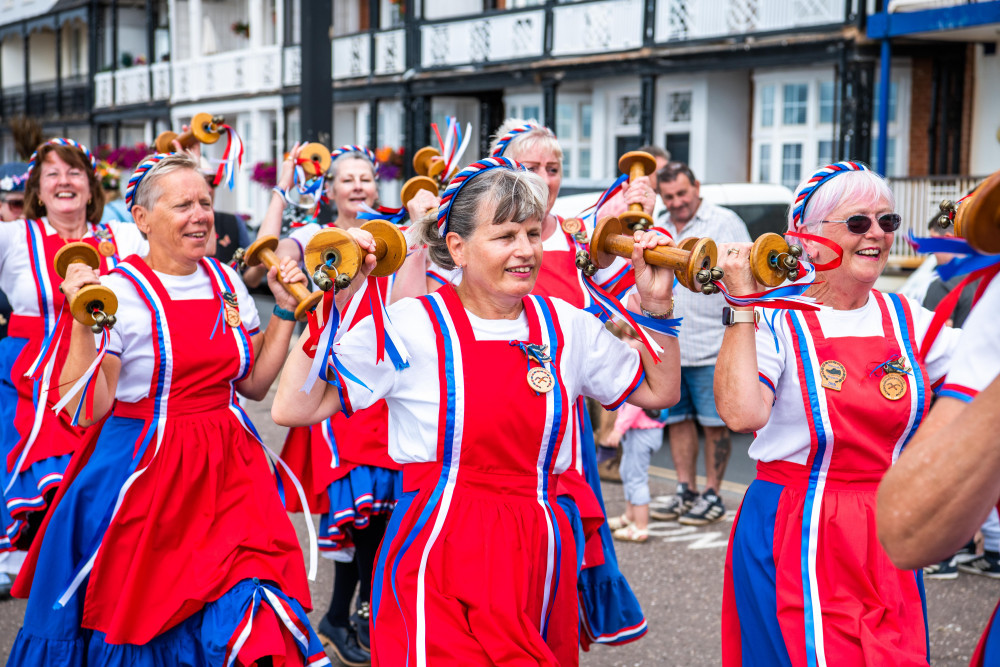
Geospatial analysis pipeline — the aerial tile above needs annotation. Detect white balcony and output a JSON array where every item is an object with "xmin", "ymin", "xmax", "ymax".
[
  {"xmin": 655, "ymin": 0, "xmax": 848, "ymax": 43},
  {"xmin": 374, "ymin": 29, "xmax": 405, "ymax": 75},
  {"xmin": 114, "ymin": 66, "xmax": 150, "ymax": 106},
  {"xmin": 171, "ymin": 45, "xmax": 282, "ymax": 102},
  {"xmin": 93, "ymin": 64, "xmax": 170, "ymax": 109},
  {"xmin": 551, "ymin": 0, "xmax": 643, "ymax": 57},
  {"xmin": 283, "ymin": 45, "xmax": 301, "ymax": 87},
  {"xmin": 887, "ymin": 174, "xmax": 987, "ymax": 266},
  {"xmin": 151, "ymin": 62, "xmax": 171, "ymax": 100},
  {"xmin": 420, "ymin": 10, "xmax": 545, "ymax": 68},
  {"xmin": 95, "ymin": 72, "xmax": 113, "ymax": 108},
  {"xmin": 332, "ymin": 33, "xmax": 371, "ymax": 79}
]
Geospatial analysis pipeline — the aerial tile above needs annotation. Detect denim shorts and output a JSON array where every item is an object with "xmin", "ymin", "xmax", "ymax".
[{"xmin": 662, "ymin": 364, "xmax": 725, "ymax": 427}]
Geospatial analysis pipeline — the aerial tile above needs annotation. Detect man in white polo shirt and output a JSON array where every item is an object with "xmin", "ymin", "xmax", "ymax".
[{"xmin": 654, "ymin": 162, "xmax": 751, "ymax": 525}]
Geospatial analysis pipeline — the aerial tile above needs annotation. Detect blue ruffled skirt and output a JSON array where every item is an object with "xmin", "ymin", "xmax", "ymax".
[{"xmin": 318, "ymin": 465, "xmax": 401, "ymax": 557}]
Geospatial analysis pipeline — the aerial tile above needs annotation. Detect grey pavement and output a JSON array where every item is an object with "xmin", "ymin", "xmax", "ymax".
[{"xmin": 0, "ymin": 379, "xmax": 996, "ymax": 665}]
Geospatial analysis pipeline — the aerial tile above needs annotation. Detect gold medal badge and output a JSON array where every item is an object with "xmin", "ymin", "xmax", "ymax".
[
  {"xmin": 819, "ymin": 360, "xmax": 847, "ymax": 391},
  {"xmin": 879, "ymin": 373, "xmax": 908, "ymax": 401},
  {"xmin": 561, "ymin": 217, "xmax": 583, "ymax": 235},
  {"xmin": 222, "ymin": 291, "xmax": 241, "ymax": 328},
  {"xmin": 98, "ymin": 240, "xmax": 115, "ymax": 257},
  {"xmin": 527, "ymin": 367, "xmax": 555, "ymax": 393}
]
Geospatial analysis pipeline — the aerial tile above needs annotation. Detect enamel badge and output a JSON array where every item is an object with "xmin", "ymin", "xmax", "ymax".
[
  {"xmin": 527, "ymin": 367, "xmax": 555, "ymax": 393},
  {"xmin": 223, "ymin": 291, "xmax": 241, "ymax": 327},
  {"xmin": 819, "ymin": 360, "xmax": 846, "ymax": 391}
]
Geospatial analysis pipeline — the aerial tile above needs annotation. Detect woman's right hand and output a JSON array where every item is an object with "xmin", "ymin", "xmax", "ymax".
[
  {"xmin": 277, "ymin": 142, "xmax": 304, "ymax": 191},
  {"xmin": 60, "ymin": 262, "xmax": 102, "ymax": 305},
  {"xmin": 405, "ymin": 188, "xmax": 440, "ymax": 222},
  {"xmin": 716, "ymin": 242, "xmax": 763, "ymax": 296}
]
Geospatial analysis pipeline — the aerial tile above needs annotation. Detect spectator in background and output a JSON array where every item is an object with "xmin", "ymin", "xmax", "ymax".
[
  {"xmin": 0, "ymin": 161, "xmax": 28, "ymax": 344},
  {"xmin": 98, "ymin": 161, "xmax": 131, "ymax": 223},
  {"xmin": 654, "ymin": 162, "xmax": 751, "ymax": 525}
]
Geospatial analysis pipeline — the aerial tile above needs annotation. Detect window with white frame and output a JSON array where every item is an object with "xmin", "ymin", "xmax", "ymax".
[
  {"xmin": 556, "ymin": 96, "xmax": 593, "ymax": 181},
  {"xmin": 781, "ymin": 143, "xmax": 802, "ymax": 190},
  {"xmin": 666, "ymin": 91, "xmax": 692, "ymax": 123},
  {"xmin": 818, "ymin": 81, "xmax": 836, "ymax": 124},
  {"xmin": 760, "ymin": 85, "xmax": 774, "ymax": 127},
  {"xmin": 783, "ymin": 84, "xmax": 808, "ymax": 125},
  {"xmin": 817, "ymin": 140, "xmax": 833, "ymax": 167},
  {"xmin": 759, "ymin": 144, "xmax": 772, "ymax": 183}
]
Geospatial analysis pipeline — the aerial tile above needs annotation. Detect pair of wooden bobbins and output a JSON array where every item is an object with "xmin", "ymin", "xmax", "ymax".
[
  {"xmin": 234, "ymin": 237, "xmax": 325, "ymax": 321},
  {"xmin": 53, "ymin": 243, "xmax": 118, "ymax": 332},
  {"xmin": 154, "ymin": 112, "xmax": 225, "ymax": 153},
  {"xmin": 952, "ymin": 169, "xmax": 1000, "ymax": 255},
  {"xmin": 304, "ymin": 220, "xmax": 408, "ymax": 293},
  {"xmin": 399, "ymin": 146, "xmax": 446, "ymax": 207},
  {"xmin": 587, "ymin": 216, "xmax": 722, "ymax": 294}
]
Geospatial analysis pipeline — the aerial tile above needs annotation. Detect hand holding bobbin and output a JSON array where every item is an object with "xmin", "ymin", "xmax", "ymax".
[
  {"xmin": 54, "ymin": 243, "xmax": 118, "ymax": 332},
  {"xmin": 155, "ymin": 112, "xmax": 225, "ymax": 153},
  {"xmin": 233, "ymin": 237, "xmax": 322, "ymax": 321},
  {"xmin": 304, "ymin": 220, "xmax": 407, "ymax": 293},
  {"xmin": 399, "ymin": 146, "xmax": 446, "ymax": 207}
]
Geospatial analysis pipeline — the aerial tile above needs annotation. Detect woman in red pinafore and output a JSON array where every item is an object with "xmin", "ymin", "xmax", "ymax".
[
  {"xmin": 0, "ymin": 139, "xmax": 145, "ymax": 570},
  {"xmin": 714, "ymin": 162, "xmax": 960, "ymax": 666},
  {"xmin": 273, "ymin": 158, "xmax": 681, "ymax": 665},
  {"xmin": 8, "ymin": 152, "xmax": 328, "ymax": 666}
]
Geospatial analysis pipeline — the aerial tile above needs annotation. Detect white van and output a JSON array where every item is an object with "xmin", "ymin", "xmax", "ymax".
[{"xmin": 551, "ymin": 182, "xmax": 794, "ymax": 240}]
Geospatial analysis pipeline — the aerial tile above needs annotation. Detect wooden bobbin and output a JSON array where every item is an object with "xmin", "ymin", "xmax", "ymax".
[
  {"xmin": 413, "ymin": 146, "xmax": 446, "ymax": 180},
  {"xmin": 590, "ymin": 216, "xmax": 720, "ymax": 293},
  {"xmin": 954, "ymin": 169, "xmax": 1000, "ymax": 255},
  {"xmin": 304, "ymin": 228, "xmax": 365, "ymax": 292},
  {"xmin": 749, "ymin": 233, "xmax": 802, "ymax": 288},
  {"xmin": 154, "ymin": 112, "xmax": 224, "ymax": 153},
  {"xmin": 299, "ymin": 143, "xmax": 332, "ymax": 178},
  {"xmin": 360, "ymin": 220, "xmax": 408, "ymax": 277},
  {"xmin": 617, "ymin": 151, "xmax": 657, "ymax": 231},
  {"xmin": 400, "ymin": 176, "xmax": 439, "ymax": 207},
  {"xmin": 239, "ymin": 236, "xmax": 324, "ymax": 320},
  {"xmin": 53, "ymin": 242, "xmax": 119, "ymax": 328}
]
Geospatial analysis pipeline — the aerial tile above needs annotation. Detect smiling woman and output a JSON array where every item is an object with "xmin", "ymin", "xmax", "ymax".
[
  {"xmin": 272, "ymin": 157, "xmax": 681, "ymax": 666},
  {"xmin": 8, "ymin": 151, "xmax": 332, "ymax": 666},
  {"xmin": 712, "ymin": 162, "xmax": 964, "ymax": 667}
]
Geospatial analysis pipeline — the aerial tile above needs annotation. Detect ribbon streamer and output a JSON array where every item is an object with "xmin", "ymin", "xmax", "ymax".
[
  {"xmin": 367, "ymin": 277, "xmax": 410, "ymax": 370},
  {"xmin": 581, "ymin": 273, "xmax": 667, "ymax": 362},
  {"xmin": 51, "ymin": 327, "xmax": 109, "ymax": 426},
  {"xmin": 213, "ymin": 124, "xmax": 245, "ymax": 190},
  {"xmin": 907, "ymin": 231, "xmax": 1000, "ymax": 282}
]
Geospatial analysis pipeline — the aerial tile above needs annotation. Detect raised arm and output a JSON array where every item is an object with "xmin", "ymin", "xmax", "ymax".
[
  {"xmin": 244, "ymin": 143, "xmax": 303, "ymax": 288},
  {"xmin": 713, "ymin": 241, "xmax": 774, "ymax": 433}
]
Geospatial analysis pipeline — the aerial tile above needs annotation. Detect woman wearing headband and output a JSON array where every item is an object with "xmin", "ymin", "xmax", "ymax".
[
  {"xmin": 253, "ymin": 143, "xmax": 425, "ymax": 665},
  {"xmin": 713, "ymin": 162, "xmax": 961, "ymax": 666},
  {"xmin": 0, "ymin": 139, "xmax": 145, "ymax": 566},
  {"xmin": 273, "ymin": 158, "xmax": 679, "ymax": 665},
  {"xmin": 8, "ymin": 152, "xmax": 328, "ymax": 665}
]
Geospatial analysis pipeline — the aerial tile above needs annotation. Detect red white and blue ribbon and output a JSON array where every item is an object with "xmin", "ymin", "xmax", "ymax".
[
  {"xmin": 907, "ymin": 231, "xmax": 1000, "ymax": 282},
  {"xmin": 213, "ymin": 125, "xmax": 244, "ymax": 190},
  {"xmin": 791, "ymin": 161, "xmax": 870, "ymax": 230},
  {"xmin": 581, "ymin": 273, "xmax": 678, "ymax": 363},
  {"xmin": 432, "ymin": 116, "xmax": 474, "ymax": 182},
  {"xmin": 358, "ymin": 203, "xmax": 407, "ymax": 225},
  {"xmin": 438, "ymin": 157, "xmax": 523, "ymax": 237},
  {"xmin": 366, "ymin": 277, "xmax": 411, "ymax": 370},
  {"xmin": 302, "ymin": 291, "xmax": 371, "ymax": 402},
  {"xmin": 125, "ymin": 152, "xmax": 172, "ymax": 211},
  {"xmin": 580, "ymin": 174, "xmax": 628, "ymax": 230},
  {"xmin": 330, "ymin": 145, "xmax": 378, "ymax": 171},
  {"xmin": 27, "ymin": 137, "xmax": 97, "ymax": 176},
  {"xmin": 224, "ymin": 582, "xmax": 331, "ymax": 667},
  {"xmin": 50, "ymin": 326, "xmax": 109, "ymax": 427}
]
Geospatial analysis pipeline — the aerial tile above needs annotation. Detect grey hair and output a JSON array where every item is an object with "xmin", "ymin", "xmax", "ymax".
[
  {"xmin": 489, "ymin": 118, "xmax": 562, "ymax": 162},
  {"xmin": 132, "ymin": 152, "xmax": 201, "ymax": 212},
  {"xmin": 410, "ymin": 167, "xmax": 547, "ymax": 270},
  {"xmin": 326, "ymin": 151, "xmax": 376, "ymax": 181}
]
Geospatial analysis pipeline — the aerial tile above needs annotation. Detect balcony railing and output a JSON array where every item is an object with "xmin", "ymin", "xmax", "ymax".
[
  {"xmin": 654, "ymin": 0, "xmax": 849, "ymax": 43},
  {"xmin": 551, "ymin": 0, "xmax": 643, "ymax": 56},
  {"xmin": 332, "ymin": 32, "xmax": 371, "ymax": 79},
  {"xmin": 420, "ymin": 9, "xmax": 545, "ymax": 68},
  {"xmin": 283, "ymin": 46, "xmax": 301, "ymax": 87},
  {"xmin": 374, "ymin": 29, "xmax": 405, "ymax": 75},
  {"xmin": 172, "ymin": 45, "xmax": 282, "ymax": 102},
  {"xmin": 93, "ymin": 64, "xmax": 172, "ymax": 108}
]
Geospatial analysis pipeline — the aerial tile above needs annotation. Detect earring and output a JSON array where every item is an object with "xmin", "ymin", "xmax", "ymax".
[
  {"xmin": 88, "ymin": 197, "xmax": 92, "ymax": 205},
  {"xmin": 38, "ymin": 198, "xmax": 43, "ymax": 206}
]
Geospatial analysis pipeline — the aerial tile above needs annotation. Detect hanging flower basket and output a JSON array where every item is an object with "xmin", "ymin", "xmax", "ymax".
[{"xmin": 231, "ymin": 22, "xmax": 250, "ymax": 38}]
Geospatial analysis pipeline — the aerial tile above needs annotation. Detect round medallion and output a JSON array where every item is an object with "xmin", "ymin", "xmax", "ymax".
[
  {"xmin": 98, "ymin": 241, "xmax": 115, "ymax": 257},
  {"xmin": 225, "ymin": 307, "xmax": 242, "ymax": 328},
  {"xmin": 526, "ymin": 367, "xmax": 555, "ymax": 394},
  {"xmin": 561, "ymin": 217, "xmax": 583, "ymax": 235},
  {"xmin": 879, "ymin": 373, "xmax": 907, "ymax": 401},
  {"xmin": 819, "ymin": 360, "xmax": 846, "ymax": 391}
]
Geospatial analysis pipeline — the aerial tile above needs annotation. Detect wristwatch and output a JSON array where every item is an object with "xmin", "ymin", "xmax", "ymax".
[{"xmin": 722, "ymin": 306, "xmax": 757, "ymax": 327}]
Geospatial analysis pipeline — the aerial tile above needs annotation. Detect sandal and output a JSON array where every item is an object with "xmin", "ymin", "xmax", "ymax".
[
  {"xmin": 607, "ymin": 513, "xmax": 633, "ymax": 531},
  {"xmin": 612, "ymin": 524, "xmax": 649, "ymax": 543}
]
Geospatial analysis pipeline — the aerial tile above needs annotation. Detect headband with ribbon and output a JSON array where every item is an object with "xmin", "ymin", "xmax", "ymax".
[
  {"xmin": 437, "ymin": 157, "xmax": 524, "ymax": 237},
  {"xmin": 27, "ymin": 138, "xmax": 98, "ymax": 176},
  {"xmin": 125, "ymin": 153, "xmax": 173, "ymax": 211},
  {"xmin": 329, "ymin": 145, "xmax": 378, "ymax": 174},
  {"xmin": 791, "ymin": 161, "xmax": 870, "ymax": 230},
  {"xmin": 490, "ymin": 123, "xmax": 555, "ymax": 158}
]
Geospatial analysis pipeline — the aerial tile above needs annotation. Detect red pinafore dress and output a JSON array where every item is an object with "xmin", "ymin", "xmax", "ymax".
[
  {"xmin": 722, "ymin": 292, "xmax": 932, "ymax": 667},
  {"xmin": 370, "ymin": 286, "xmax": 580, "ymax": 666},
  {"xmin": 3, "ymin": 219, "xmax": 121, "ymax": 545},
  {"xmin": 77, "ymin": 257, "xmax": 311, "ymax": 645}
]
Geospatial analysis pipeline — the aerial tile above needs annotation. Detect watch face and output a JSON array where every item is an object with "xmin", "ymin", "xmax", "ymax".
[{"xmin": 722, "ymin": 307, "xmax": 733, "ymax": 326}]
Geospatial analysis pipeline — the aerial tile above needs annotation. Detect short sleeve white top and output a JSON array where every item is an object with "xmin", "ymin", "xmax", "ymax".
[{"xmin": 940, "ymin": 278, "xmax": 1000, "ymax": 402}]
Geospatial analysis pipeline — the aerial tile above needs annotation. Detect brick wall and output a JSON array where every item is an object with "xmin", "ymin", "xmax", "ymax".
[
  {"xmin": 960, "ymin": 43, "xmax": 975, "ymax": 175},
  {"xmin": 908, "ymin": 57, "xmax": 933, "ymax": 177}
]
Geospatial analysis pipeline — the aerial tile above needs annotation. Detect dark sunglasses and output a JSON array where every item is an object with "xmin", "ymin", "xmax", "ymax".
[
  {"xmin": 821, "ymin": 213, "xmax": 901, "ymax": 235},
  {"xmin": 1, "ymin": 198, "xmax": 24, "ymax": 210}
]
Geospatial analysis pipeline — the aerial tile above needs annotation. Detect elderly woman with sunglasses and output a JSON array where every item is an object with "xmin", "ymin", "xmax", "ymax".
[
  {"xmin": 8, "ymin": 152, "xmax": 327, "ymax": 666},
  {"xmin": 713, "ymin": 162, "xmax": 961, "ymax": 667},
  {"xmin": 0, "ymin": 140, "xmax": 145, "ymax": 564},
  {"xmin": 273, "ymin": 158, "xmax": 679, "ymax": 666}
]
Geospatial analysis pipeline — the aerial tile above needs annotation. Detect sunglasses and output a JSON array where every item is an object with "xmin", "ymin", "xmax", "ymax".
[
  {"xmin": 821, "ymin": 213, "xmax": 901, "ymax": 235},
  {"xmin": 1, "ymin": 198, "xmax": 24, "ymax": 211}
]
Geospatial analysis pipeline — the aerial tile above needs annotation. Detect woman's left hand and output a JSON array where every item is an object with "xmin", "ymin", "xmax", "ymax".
[
  {"xmin": 267, "ymin": 256, "xmax": 307, "ymax": 311},
  {"xmin": 631, "ymin": 229, "xmax": 674, "ymax": 313},
  {"xmin": 623, "ymin": 175, "xmax": 657, "ymax": 216}
]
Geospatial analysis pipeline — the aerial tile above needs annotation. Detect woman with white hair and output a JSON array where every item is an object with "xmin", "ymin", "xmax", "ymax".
[
  {"xmin": 714, "ymin": 162, "xmax": 961, "ymax": 666},
  {"xmin": 273, "ymin": 157, "xmax": 680, "ymax": 665}
]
